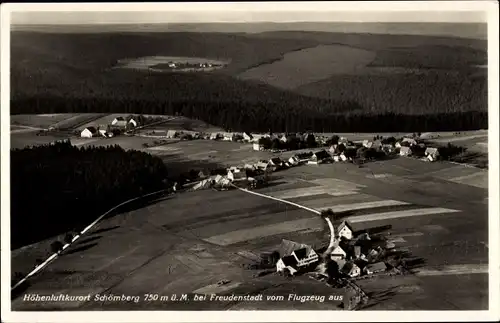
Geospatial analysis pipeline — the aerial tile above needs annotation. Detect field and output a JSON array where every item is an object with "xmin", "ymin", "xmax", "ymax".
[
  {"xmin": 10, "ymin": 27, "xmax": 487, "ymax": 117},
  {"xmin": 11, "ymin": 151, "xmax": 488, "ymax": 310}
]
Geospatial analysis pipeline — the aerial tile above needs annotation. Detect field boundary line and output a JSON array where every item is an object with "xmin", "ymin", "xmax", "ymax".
[
  {"xmin": 231, "ymin": 184, "xmax": 321, "ymax": 215},
  {"xmin": 11, "ymin": 188, "xmax": 173, "ymax": 292}
]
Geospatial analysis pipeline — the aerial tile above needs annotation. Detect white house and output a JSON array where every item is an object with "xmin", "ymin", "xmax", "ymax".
[
  {"xmin": 399, "ymin": 146, "xmax": 412, "ymax": 156},
  {"xmin": 81, "ymin": 127, "xmax": 98, "ymax": 138},
  {"xmin": 276, "ymin": 256, "xmax": 299, "ymax": 276},
  {"xmin": 365, "ymin": 262, "xmax": 387, "ymax": 275},
  {"xmin": 228, "ymin": 169, "xmax": 247, "ymax": 182},
  {"xmin": 402, "ymin": 137, "xmax": 418, "ymax": 146},
  {"xmin": 333, "ymin": 155, "xmax": 340, "ymax": 162},
  {"xmin": 128, "ymin": 118, "xmax": 138, "ymax": 127},
  {"xmin": 210, "ymin": 132, "xmax": 222, "ymax": 140},
  {"xmin": 309, "ymin": 150, "xmax": 330, "ymax": 164},
  {"xmin": 276, "ymin": 239, "xmax": 319, "ymax": 275},
  {"xmin": 111, "ymin": 117, "xmax": 128, "ymax": 128},
  {"xmin": 340, "ymin": 153, "xmax": 348, "ymax": 161},
  {"xmin": 330, "ymin": 245, "xmax": 347, "ymax": 260},
  {"xmin": 425, "ymin": 147, "xmax": 440, "ymax": 162},
  {"xmin": 222, "ymin": 132, "xmax": 233, "ymax": 141},
  {"xmin": 372, "ymin": 140, "xmax": 383, "ymax": 151},
  {"xmin": 362, "ymin": 140, "xmax": 373, "ymax": 149},
  {"xmin": 243, "ymin": 132, "xmax": 253, "ymax": 142},
  {"xmin": 253, "ymin": 143, "xmax": 263, "ymax": 151},
  {"xmin": 268, "ymin": 157, "xmax": 282, "ymax": 167},
  {"xmin": 166, "ymin": 130, "xmax": 178, "ymax": 139},
  {"xmin": 337, "ymin": 221, "xmax": 354, "ymax": 240},
  {"xmin": 288, "ymin": 156, "xmax": 300, "ymax": 166},
  {"xmin": 98, "ymin": 129, "xmax": 107, "ymax": 137},
  {"xmin": 329, "ymin": 145, "xmax": 337, "ymax": 154},
  {"xmin": 341, "ymin": 262, "xmax": 361, "ymax": 278}
]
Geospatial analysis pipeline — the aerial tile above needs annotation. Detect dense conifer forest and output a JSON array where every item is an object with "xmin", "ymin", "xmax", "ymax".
[
  {"xmin": 10, "ymin": 141, "xmax": 169, "ymax": 249},
  {"xmin": 11, "ymin": 97, "xmax": 488, "ymax": 132}
]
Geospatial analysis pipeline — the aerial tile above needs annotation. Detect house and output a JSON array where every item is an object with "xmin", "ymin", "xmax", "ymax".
[
  {"xmin": 402, "ymin": 137, "xmax": 418, "ymax": 146},
  {"xmin": 365, "ymin": 262, "xmax": 387, "ymax": 275},
  {"xmin": 399, "ymin": 146, "xmax": 412, "ymax": 156},
  {"xmin": 372, "ymin": 140, "xmax": 383, "ymax": 151},
  {"xmin": 340, "ymin": 153, "xmax": 348, "ymax": 161},
  {"xmin": 253, "ymin": 143, "xmax": 264, "ymax": 151},
  {"xmin": 425, "ymin": 147, "xmax": 440, "ymax": 162},
  {"xmin": 288, "ymin": 156, "xmax": 300, "ymax": 166},
  {"xmin": 166, "ymin": 130, "xmax": 179, "ymax": 139},
  {"xmin": 228, "ymin": 169, "xmax": 246, "ymax": 182},
  {"xmin": 337, "ymin": 221, "xmax": 354, "ymax": 240},
  {"xmin": 362, "ymin": 140, "xmax": 373, "ymax": 149},
  {"xmin": 341, "ymin": 262, "xmax": 361, "ymax": 278},
  {"xmin": 222, "ymin": 133, "xmax": 233, "ymax": 141},
  {"xmin": 256, "ymin": 160, "xmax": 271, "ymax": 170},
  {"xmin": 333, "ymin": 155, "xmax": 340, "ymax": 162},
  {"xmin": 339, "ymin": 137, "xmax": 349, "ymax": 145},
  {"xmin": 128, "ymin": 118, "xmax": 138, "ymax": 128},
  {"xmin": 276, "ymin": 255, "xmax": 298, "ymax": 276},
  {"xmin": 213, "ymin": 174, "xmax": 224, "ymax": 184},
  {"xmin": 366, "ymin": 249, "xmax": 380, "ymax": 262},
  {"xmin": 382, "ymin": 144, "xmax": 394, "ymax": 154},
  {"xmin": 329, "ymin": 145, "xmax": 337, "ymax": 154},
  {"xmin": 268, "ymin": 157, "xmax": 282, "ymax": 167},
  {"xmin": 279, "ymin": 239, "xmax": 319, "ymax": 266},
  {"xmin": 244, "ymin": 163, "xmax": 256, "ymax": 170},
  {"xmin": 243, "ymin": 132, "xmax": 253, "ymax": 142},
  {"xmin": 80, "ymin": 127, "xmax": 98, "ymax": 138},
  {"xmin": 353, "ymin": 246, "xmax": 362, "ymax": 259},
  {"xmin": 98, "ymin": 128, "xmax": 107, "ymax": 137},
  {"xmin": 279, "ymin": 134, "xmax": 288, "ymax": 143},
  {"xmin": 210, "ymin": 132, "xmax": 222, "ymax": 140},
  {"xmin": 296, "ymin": 152, "xmax": 313, "ymax": 163},
  {"xmin": 330, "ymin": 245, "xmax": 347, "ymax": 260},
  {"xmin": 111, "ymin": 117, "xmax": 128, "ymax": 128},
  {"xmin": 309, "ymin": 150, "xmax": 330, "ymax": 164},
  {"xmin": 276, "ymin": 239, "xmax": 319, "ymax": 275},
  {"xmin": 193, "ymin": 179, "xmax": 212, "ymax": 191}
]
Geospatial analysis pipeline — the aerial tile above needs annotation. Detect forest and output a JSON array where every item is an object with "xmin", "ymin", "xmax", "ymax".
[
  {"xmin": 11, "ymin": 96, "xmax": 488, "ymax": 133},
  {"xmin": 10, "ymin": 141, "xmax": 169, "ymax": 249}
]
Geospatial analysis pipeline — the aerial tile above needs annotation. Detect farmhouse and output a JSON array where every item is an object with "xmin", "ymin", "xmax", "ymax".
[
  {"xmin": 288, "ymin": 156, "xmax": 300, "ymax": 166},
  {"xmin": 399, "ymin": 146, "xmax": 413, "ymax": 156},
  {"xmin": 253, "ymin": 143, "xmax": 263, "ymax": 151},
  {"xmin": 166, "ymin": 130, "xmax": 179, "ymax": 139},
  {"xmin": 330, "ymin": 245, "xmax": 347, "ymax": 260},
  {"xmin": 308, "ymin": 150, "xmax": 330, "ymax": 164},
  {"xmin": 80, "ymin": 127, "xmax": 98, "ymax": 138},
  {"xmin": 228, "ymin": 169, "xmax": 247, "ymax": 182},
  {"xmin": 210, "ymin": 132, "xmax": 222, "ymax": 140},
  {"xmin": 276, "ymin": 239, "xmax": 319, "ymax": 276},
  {"xmin": 296, "ymin": 152, "xmax": 313, "ymax": 163},
  {"xmin": 128, "ymin": 118, "xmax": 138, "ymax": 127},
  {"xmin": 425, "ymin": 147, "xmax": 440, "ymax": 162},
  {"xmin": 402, "ymin": 137, "xmax": 418, "ymax": 146},
  {"xmin": 341, "ymin": 262, "xmax": 361, "ymax": 278},
  {"xmin": 337, "ymin": 221, "xmax": 355, "ymax": 240},
  {"xmin": 243, "ymin": 132, "xmax": 253, "ymax": 142},
  {"xmin": 365, "ymin": 262, "xmax": 387, "ymax": 275},
  {"xmin": 268, "ymin": 157, "xmax": 283, "ymax": 167},
  {"xmin": 111, "ymin": 117, "xmax": 128, "ymax": 128}
]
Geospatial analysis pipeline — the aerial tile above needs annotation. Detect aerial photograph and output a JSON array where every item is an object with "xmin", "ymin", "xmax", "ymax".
[{"xmin": 3, "ymin": 3, "xmax": 494, "ymax": 315}]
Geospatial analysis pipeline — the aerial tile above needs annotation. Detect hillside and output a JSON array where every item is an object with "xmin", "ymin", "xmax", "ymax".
[{"xmin": 10, "ymin": 30, "xmax": 488, "ymax": 131}]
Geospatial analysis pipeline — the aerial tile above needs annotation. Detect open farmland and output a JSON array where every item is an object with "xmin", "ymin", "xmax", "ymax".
[{"xmin": 11, "ymin": 152, "xmax": 488, "ymax": 310}]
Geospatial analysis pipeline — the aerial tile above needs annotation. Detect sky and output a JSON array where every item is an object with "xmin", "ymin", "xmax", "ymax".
[{"xmin": 7, "ymin": 2, "xmax": 489, "ymax": 25}]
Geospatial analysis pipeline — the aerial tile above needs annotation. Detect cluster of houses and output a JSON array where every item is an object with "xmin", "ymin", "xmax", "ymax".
[
  {"xmin": 80, "ymin": 116, "xmax": 139, "ymax": 138},
  {"xmin": 275, "ymin": 220, "xmax": 394, "ymax": 279}
]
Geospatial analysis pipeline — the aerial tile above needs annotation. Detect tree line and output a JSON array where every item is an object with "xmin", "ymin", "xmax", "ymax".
[
  {"xmin": 11, "ymin": 96, "xmax": 487, "ymax": 133},
  {"xmin": 10, "ymin": 141, "xmax": 169, "ymax": 249}
]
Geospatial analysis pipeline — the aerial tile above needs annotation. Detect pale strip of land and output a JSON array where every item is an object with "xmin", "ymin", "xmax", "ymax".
[
  {"xmin": 347, "ymin": 207, "xmax": 460, "ymax": 223},
  {"xmin": 269, "ymin": 187, "xmax": 359, "ymax": 199},
  {"xmin": 316, "ymin": 200, "xmax": 410, "ymax": 212},
  {"xmin": 415, "ymin": 264, "xmax": 488, "ymax": 276}
]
